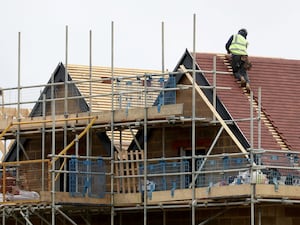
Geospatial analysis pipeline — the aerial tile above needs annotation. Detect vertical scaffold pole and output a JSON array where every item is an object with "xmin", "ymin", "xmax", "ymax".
[
  {"xmin": 143, "ymin": 66, "xmax": 148, "ymax": 225},
  {"xmin": 2, "ymin": 206, "xmax": 5, "ymax": 225},
  {"xmin": 250, "ymin": 91, "xmax": 254, "ymax": 148},
  {"xmin": 64, "ymin": 25, "xmax": 69, "ymax": 115},
  {"xmin": 51, "ymin": 70, "xmax": 56, "ymax": 225},
  {"xmin": 258, "ymin": 87, "xmax": 261, "ymax": 150},
  {"xmin": 89, "ymin": 29, "xmax": 93, "ymax": 115},
  {"xmin": 87, "ymin": 29, "xmax": 93, "ymax": 155},
  {"xmin": 161, "ymin": 21, "xmax": 166, "ymax": 158},
  {"xmin": 213, "ymin": 56, "xmax": 217, "ymax": 122},
  {"xmin": 250, "ymin": 91, "xmax": 255, "ymax": 225},
  {"xmin": 256, "ymin": 87, "xmax": 262, "ymax": 224},
  {"xmin": 42, "ymin": 94, "xmax": 46, "ymax": 190},
  {"xmin": 86, "ymin": 29, "xmax": 93, "ymax": 202},
  {"xmin": 110, "ymin": 21, "xmax": 115, "ymax": 225},
  {"xmin": 63, "ymin": 25, "xmax": 69, "ymax": 192},
  {"xmin": 191, "ymin": 13, "xmax": 197, "ymax": 225},
  {"xmin": 161, "ymin": 21, "xmax": 165, "ymax": 74},
  {"xmin": 16, "ymin": 32, "xmax": 21, "ymax": 187}
]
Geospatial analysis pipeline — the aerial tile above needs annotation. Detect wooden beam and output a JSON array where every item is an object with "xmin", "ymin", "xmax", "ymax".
[
  {"xmin": 114, "ymin": 193, "xmax": 142, "ymax": 206},
  {"xmin": 256, "ymin": 184, "xmax": 300, "ymax": 199},
  {"xmin": 0, "ymin": 104, "xmax": 184, "ymax": 135},
  {"xmin": 147, "ymin": 185, "xmax": 251, "ymax": 204},
  {"xmin": 180, "ymin": 65, "xmax": 248, "ymax": 155},
  {"xmin": 40, "ymin": 191, "xmax": 111, "ymax": 205},
  {"xmin": 7, "ymin": 184, "xmax": 300, "ymax": 207}
]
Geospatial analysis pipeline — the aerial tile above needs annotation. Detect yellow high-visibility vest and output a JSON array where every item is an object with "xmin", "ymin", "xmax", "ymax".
[{"xmin": 229, "ymin": 34, "xmax": 248, "ymax": 55}]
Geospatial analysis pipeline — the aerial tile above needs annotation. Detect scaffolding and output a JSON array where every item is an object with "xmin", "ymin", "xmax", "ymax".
[{"xmin": 0, "ymin": 15, "xmax": 299, "ymax": 225}]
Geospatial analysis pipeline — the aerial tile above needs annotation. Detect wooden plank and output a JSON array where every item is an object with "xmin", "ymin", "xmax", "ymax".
[
  {"xmin": 114, "ymin": 152, "xmax": 121, "ymax": 193},
  {"xmin": 256, "ymin": 184, "xmax": 300, "ymax": 199},
  {"xmin": 129, "ymin": 150, "xmax": 136, "ymax": 193},
  {"xmin": 115, "ymin": 150, "xmax": 143, "ymax": 194},
  {"xmin": 120, "ymin": 152, "xmax": 125, "ymax": 193},
  {"xmin": 114, "ymin": 193, "xmax": 141, "ymax": 206},
  {"xmin": 40, "ymin": 191, "xmax": 111, "ymax": 205},
  {"xmin": 124, "ymin": 152, "xmax": 131, "ymax": 192},
  {"xmin": 135, "ymin": 150, "xmax": 143, "ymax": 192},
  {"xmin": 147, "ymin": 185, "xmax": 251, "ymax": 203},
  {"xmin": 37, "ymin": 184, "xmax": 300, "ymax": 207},
  {"xmin": 148, "ymin": 188, "xmax": 192, "ymax": 203},
  {"xmin": 180, "ymin": 65, "xmax": 248, "ymax": 155},
  {"xmin": 198, "ymin": 184, "xmax": 251, "ymax": 199},
  {"xmin": 135, "ymin": 150, "xmax": 142, "ymax": 192},
  {"xmin": 0, "ymin": 104, "xmax": 184, "ymax": 133}
]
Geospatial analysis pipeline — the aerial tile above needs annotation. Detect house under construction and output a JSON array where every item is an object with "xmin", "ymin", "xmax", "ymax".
[{"xmin": 1, "ymin": 26, "xmax": 300, "ymax": 225}]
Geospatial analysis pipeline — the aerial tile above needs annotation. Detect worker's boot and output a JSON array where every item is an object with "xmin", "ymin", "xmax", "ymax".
[
  {"xmin": 240, "ymin": 76, "xmax": 246, "ymax": 87},
  {"xmin": 246, "ymin": 83, "xmax": 251, "ymax": 92}
]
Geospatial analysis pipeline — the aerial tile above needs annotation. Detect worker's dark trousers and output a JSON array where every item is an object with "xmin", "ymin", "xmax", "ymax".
[{"xmin": 231, "ymin": 54, "xmax": 250, "ymax": 83}]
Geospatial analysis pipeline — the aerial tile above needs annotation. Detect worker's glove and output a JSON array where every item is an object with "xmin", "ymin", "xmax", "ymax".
[{"xmin": 244, "ymin": 61, "xmax": 252, "ymax": 70}]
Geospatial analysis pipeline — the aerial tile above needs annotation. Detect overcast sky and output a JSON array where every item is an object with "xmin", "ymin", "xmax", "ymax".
[{"xmin": 1, "ymin": 0, "xmax": 299, "ymax": 93}]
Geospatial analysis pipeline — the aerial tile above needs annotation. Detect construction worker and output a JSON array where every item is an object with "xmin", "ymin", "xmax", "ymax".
[{"xmin": 225, "ymin": 28, "xmax": 251, "ymax": 91}]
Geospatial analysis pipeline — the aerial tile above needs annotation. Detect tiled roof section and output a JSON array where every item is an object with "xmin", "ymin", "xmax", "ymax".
[
  {"xmin": 194, "ymin": 53, "xmax": 284, "ymax": 151},
  {"xmin": 248, "ymin": 56, "xmax": 300, "ymax": 151},
  {"xmin": 67, "ymin": 65, "xmax": 162, "ymax": 112}
]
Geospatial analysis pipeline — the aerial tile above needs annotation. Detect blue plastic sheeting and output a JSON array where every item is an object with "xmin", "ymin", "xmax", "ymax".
[
  {"xmin": 139, "ymin": 160, "xmax": 190, "ymax": 198},
  {"xmin": 69, "ymin": 158, "xmax": 106, "ymax": 198},
  {"xmin": 196, "ymin": 157, "xmax": 249, "ymax": 187}
]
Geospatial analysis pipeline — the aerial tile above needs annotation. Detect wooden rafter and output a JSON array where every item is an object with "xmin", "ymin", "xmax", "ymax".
[{"xmin": 180, "ymin": 65, "xmax": 248, "ymax": 155}]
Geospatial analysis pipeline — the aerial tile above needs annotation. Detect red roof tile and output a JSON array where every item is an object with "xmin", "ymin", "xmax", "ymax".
[
  {"xmin": 194, "ymin": 53, "xmax": 300, "ymax": 151},
  {"xmin": 249, "ymin": 56, "xmax": 300, "ymax": 150}
]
